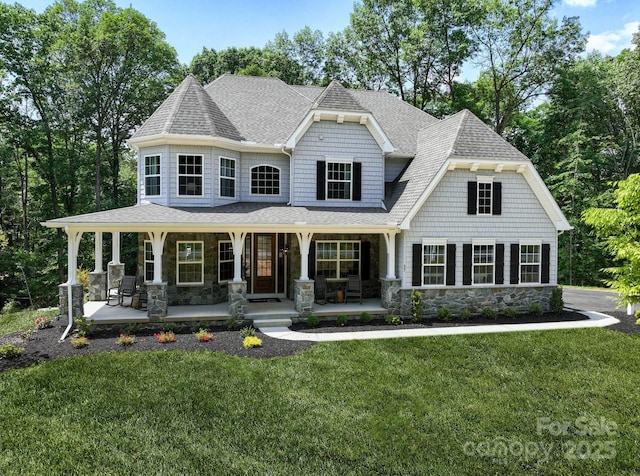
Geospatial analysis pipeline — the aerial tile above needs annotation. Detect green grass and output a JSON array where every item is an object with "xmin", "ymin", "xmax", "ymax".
[
  {"xmin": 0, "ymin": 329, "xmax": 639, "ymax": 475},
  {"xmin": 0, "ymin": 308, "xmax": 57, "ymax": 335}
]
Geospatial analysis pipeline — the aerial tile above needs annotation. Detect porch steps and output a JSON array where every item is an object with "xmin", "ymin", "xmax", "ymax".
[{"xmin": 252, "ymin": 317, "xmax": 293, "ymax": 328}]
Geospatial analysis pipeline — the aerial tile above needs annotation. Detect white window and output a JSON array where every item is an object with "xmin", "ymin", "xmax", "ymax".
[
  {"xmin": 178, "ymin": 154, "xmax": 203, "ymax": 196},
  {"xmin": 473, "ymin": 240, "xmax": 494, "ymax": 285},
  {"xmin": 220, "ymin": 157, "xmax": 236, "ymax": 198},
  {"xmin": 144, "ymin": 241, "xmax": 154, "ymax": 281},
  {"xmin": 326, "ymin": 161, "xmax": 352, "ymax": 200},
  {"xmin": 218, "ymin": 240, "xmax": 234, "ymax": 283},
  {"xmin": 477, "ymin": 176, "xmax": 494, "ymax": 215},
  {"xmin": 520, "ymin": 240, "xmax": 541, "ymax": 284},
  {"xmin": 316, "ymin": 241, "xmax": 360, "ymax": 278},
  {"xmin": 144, "ymin": 155, "xmax": 161, "ymax": 196},
  {"xmin": 251, "ymin": 165, "xmax": 280, "ymax": 195},
  {"xmin": 177, "ymin": 241, "xmax": 203, "ymax": 285},
  {"xmin": 422, "ymin": 239, "xmax": 446, "ymax": 285}
]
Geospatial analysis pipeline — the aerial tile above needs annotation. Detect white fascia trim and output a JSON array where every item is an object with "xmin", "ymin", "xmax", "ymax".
[
  {"xmin": 421, "ymin": 238, "xmax": 447, "ymax": 246},
  {"xmin": 127, "ymin": 134, "xmax": 282, "ymax": 154},
  {"xmin": 519, "ymin": 164, "xmax": 572, "ymax": 231},
  {"xmin": 472, "ymin": 238, "xmax": 496, "ymax": 246},
  {"xmin": 285, "ymin": 110, "xmax": 395, "ymax": 154}
]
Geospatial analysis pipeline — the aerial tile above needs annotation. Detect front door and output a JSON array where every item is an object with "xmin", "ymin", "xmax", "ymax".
[{"xmin": 253, "ymin": 234, "xmax": 276, "ymax": 293}]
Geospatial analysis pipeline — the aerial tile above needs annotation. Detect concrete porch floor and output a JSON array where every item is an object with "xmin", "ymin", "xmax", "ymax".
[{"xmin": 83, "ymin": 298, "xmax": 387, "ymax": 325}]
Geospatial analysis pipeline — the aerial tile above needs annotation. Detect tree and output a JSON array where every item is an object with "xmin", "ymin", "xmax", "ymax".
[{"xmin": 583, "ymin": 174, "xmax": 640, "ymax": 305}]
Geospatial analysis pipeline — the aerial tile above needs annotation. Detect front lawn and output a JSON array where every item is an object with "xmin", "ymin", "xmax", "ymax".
[
  {"xmin": 0, "ymin": 329, "xmax": 638, "ymax": 475},
  {"xmin": 0, "ymin": 308, "xmax": 57, "ymax": 335}
]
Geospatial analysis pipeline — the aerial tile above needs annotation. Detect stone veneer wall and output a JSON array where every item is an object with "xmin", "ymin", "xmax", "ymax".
[
  {"xmin": 88, "ymin": 271, "xmax": 107, "ymax": 301},
  {"xmin": 397, "ymin": 286, "xmax": 556, "ymax": 317},
  {"xmin": 294, "ymin": 279, "xmax": 314, "ymax": 315},
  {"xmin": 228, "ymin": 281, "xmax": 247, "ymax": 318},
  {"xmin": 58, "ymin": 284, "xmax": 84, "ymax": 321}
]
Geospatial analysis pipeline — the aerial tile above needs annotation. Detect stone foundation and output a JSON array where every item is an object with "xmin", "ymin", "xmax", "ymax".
[
  {"xmin": 380, "ymin": 278, "xmax": 401, "ymax": 314},
  {"xmin": 107, "ymin": 263, "xmax": 124, "ymax": 290},
  {"xmin": 88, "ymin": 271, "xmax": 107, "ymax": 301},
  {"xmin": 228, "ymin": 281, "xmax": 247, "ymax": 319},
  {"xmin": 399, "ymin": 286, "xmax": 556, "ymax": 318},
  {"xmin": 146, "ymin": 282, "xmax": 168, "ymax": 322},
  {"xmin": 294, "ymin": 279, "xmax": 314, "ymax": 315},
  {"xmin": 58, "ymin": 284, "xmax": 84, "ymax": 321}
]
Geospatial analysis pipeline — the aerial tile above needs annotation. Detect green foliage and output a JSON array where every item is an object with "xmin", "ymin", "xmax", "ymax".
[
  {"xmin": 73, "ymin": 315, "xmax": 94, "ymax": 337},
  {"xmin": 336, "ymin": 314, "xmax": 348, "ymax": 327},
  {"xmin": 481, "ymin": 307, "xmax": 497, "ymax": 320},
  {"xmin": 1, "ymin": 300, "xmax": 20, "ymax": 315},
  {"xmin": 306, "ymin": 315, "xmax": 319, "ymax": 327},
  {"xmin": 459, "ymin": 309, "xmax": 473, "ymax": 321},
  {"xmin": 154, "ymin": 331, "xmax": 175, "ymax": 343},
  {"xmin": 243, "ymin": 336, "xmax": 262, "ymax": 349},
  {"xmin": 224, "ymin": 318, "xmax": 240, "ymax": 331},
  {"xmin": 34, "ymin": 315, "xmax": 53, "ymax": 329},
  {"xmin": 529, "ymin": 303, "xmax": 544, "ymax": 317},
  {"xmin": 240, "ymin": 326, "xmax": 256, "ymax": 338},
  {"xmin": 384, "ymin": 314, "xmax": 402, "ymax": 326},
  {"xmin": 70, "ymin": 336, "xmax": 88, "ymax": 349},
  {"xmin": 503, "ymin": 307, "xmax": 519, "ymax": 319},
  {"xmin": 160, "ymin": 323, "xmax": 178, "ymax": 333},
  {"xmin": 115, "ymin": 334, "xmax": 135, "ymax": 347},
  {"xmin": 359, "ymin": 312, "xmax": 372, "ymax": 324},
  {"xmin": 192, "ymin": 321, "xmax": 209, "ymax": 332},
  {"xmin": 436, "ymin": 307, "xmax": 451, "ymax": 322},
  {"xmin": 0, "ymin": 343, "xmax": 25, "ymax": 358},
  {"xmin": 194, "ymin": 329, "xmax": 215, "ymax": 342},
  {"xmin": 410, "ymin": 290, "xmax": 423, "ymax": 323},
  {"xmin": 635, "ymin": 308, "xmax": 640, "ymax": 319},
  {"xmin": 550, "ymin": 287, "xmax": 564, "ymax": 314},
  {"xmin": 0, "ymin": 308, "xmax": 58, "ymax": 335},
  {"xmin": 76, "ymin": 268, "xmax": 90, "ymax": 293},
  {"xmin": 123, "ymin": 323, "xmax": 142, "ymax": 335}
]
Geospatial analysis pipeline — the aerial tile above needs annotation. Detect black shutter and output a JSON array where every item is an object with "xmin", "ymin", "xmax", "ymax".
[
  {"xmin": 446, "ymin": 244, "xmax": 456, "ymax": 286},
  {"xmin": 493, "ymin": 182, "xmax": 502, "ymax": 215},
  {"xmin": 541, "ymin": 243, "xmax": 550, "ymax": 284},
  {"xmin": 467, "ymin": 182, "xmax": 477, "ymax": 215},
  {"xmin": 510, "ymin": 243, "xmax": 520, "ymax": 284},
  {"xmin": 316, "ymin": 161, "xmax": 325, "ymax": 200},
  {"xmin": 361, "ymin": 241, "xmax": 370, "ymax": 279},
  {"xmin": 353, "ymin": 162, "xmax": 362, "ymax": 201},
  {"xmin": 495, "ymin": 243, "xmax": 504, "ymax": 285},
  {"xmin": 412, "ymin": 243, "xmax": 422, "ymax": 286},
  {"xmin": 308, "ymin": 241, "xmax": 316, "ymax": 278},
  {"xmin": 463, "ymin": 244, "xmax": 472, "ymax": 285}
]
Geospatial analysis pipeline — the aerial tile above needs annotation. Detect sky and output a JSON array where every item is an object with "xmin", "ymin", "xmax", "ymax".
[{"xmin": 13, "ymin": 0, "xmax": 640, "ymax": 66}]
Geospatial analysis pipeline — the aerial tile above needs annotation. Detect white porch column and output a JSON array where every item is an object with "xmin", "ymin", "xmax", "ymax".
[
  {"xmin": 296, "ymin": 232, "xmax": 314, "ymax": 280},
  {"xmin": 66, "ymin": 228, "xmax": 83, "ymax": 284},
  {"xmin": 148, "ymin": 231, "xmax": 167, "ymax": 284},
  {"xmin": 93, "ymin": 231, "xmax": 103, "ymax": 272},
  {"xmin": 383, "ymin": 232, "xmax": 397, "ymax": 279},
  {"xmin": 229, "ymin": 231, "xmax": 247, "ymax": 282},
  {"xmin": 111, "ymin": 231, "xmax": 121, "ymax": 264}
]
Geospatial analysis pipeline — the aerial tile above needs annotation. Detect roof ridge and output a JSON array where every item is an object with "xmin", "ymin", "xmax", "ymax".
[
  {"xmin": 164, "ymin": 75, "xmax": 197, "ymax": 133},
  {"xmin": 446, "ymin": 109, "xmax": 470, "ymax": 159}
]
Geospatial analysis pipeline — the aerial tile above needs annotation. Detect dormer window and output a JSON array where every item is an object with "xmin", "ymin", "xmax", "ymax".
[
  {"xmin": 327, "ymin": 161, "xmax": 352, "ymax": 200},
  {"xmin": 178, "ymin": 154, "xmax": 202, "ymax": 196},
  {"xmin": 144, "ymin": 155, "xmax": 161, "ymax": 196},
  {"xmin": 316, "ymin": 159, "xmax": 362, "ymax": 201},
  {"xmin": 468, "ymin": 176, "xmax": 501, "ymax": 215}
]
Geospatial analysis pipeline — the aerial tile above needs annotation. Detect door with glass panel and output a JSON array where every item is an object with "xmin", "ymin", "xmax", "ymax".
[{"xmin": 253, "ymin": 234, "xmax": 276, "ymax": 293}]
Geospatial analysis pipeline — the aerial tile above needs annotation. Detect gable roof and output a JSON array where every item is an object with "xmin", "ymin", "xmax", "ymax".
[{"xmin": 311, "ymin": 80, "xmax": 368, "ymax": 112}]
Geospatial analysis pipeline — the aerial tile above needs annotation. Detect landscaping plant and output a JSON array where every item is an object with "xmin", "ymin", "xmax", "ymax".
[
  {"xmin": 384, "ymin": 314, "xmax": 402, "ymax": 326},
  {"xmin": 459, "ymin": 309, "xmax": 473, "ymax": 321},
  {"xmin": 154, "ymin": 331, "xmax": 176, "ymax": 343},
  {"xmin": 240, "ymin": 326, "xmax": 256, "ymax": 338},
  {"xmin": 410, "ymin": 290, "xmax": 423, "ymax": 323},
  {"xmin": 73, "ymin": 315, "xmax": 94, "ymax": 337},
  {"xmin": 115, "ymin": 334, "xmax": 136, "ymax": 346},
  {"xmin": 336, "ymin": 314, "xmax": 348, "ymax": 326},
  {"xmin": 243, "ymin": 336, "xmax": 262, "ymax": 349},
  {"xmin": 550, "ymin": 287, "xmax": 564, "ymax": 314},
  {"xmin": 359, "ymin": 311, "xmax": 372, "ymax": 324},
  {"xmin": 34, "ymin": 316, "xmax": 53, "ymax": 329},
  {"xmin": 503, "ymin": 307, "xmax": 518, "ymax": 318},
  {"xmin": 306, "ymin": 315, "xmax": 319, "ymax": 327},
  {"xmin": 529, "ymin": 302, "xmax": 544, "ymax": 316},
  {"xmin": 481, "ymin": 307, "xmax": 498, "ymax": 320},
  {"xmin": 194, "ymin": 329, "xmax": 216, "ymax": 342},
  {"xmin": 70, "ymin": 336, "xmax": 88, "ymax": 349},
  {"xmin": 436, "ymin": 306, "xmax": 451, "ymax": 322},
  {"xmin": 0, "ymin": 343, "xmax": 25, "ymax": 359}
]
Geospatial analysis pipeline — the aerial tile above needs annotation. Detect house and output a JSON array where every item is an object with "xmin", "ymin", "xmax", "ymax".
[{"xmin": 44, "ymin": 74, "xmax": 571, "ymax": 325}]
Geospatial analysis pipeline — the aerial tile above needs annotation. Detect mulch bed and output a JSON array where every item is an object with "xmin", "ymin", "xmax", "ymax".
[{"xmin": 1, "ymin": 310, "xmax": 637, "ymax": 373}]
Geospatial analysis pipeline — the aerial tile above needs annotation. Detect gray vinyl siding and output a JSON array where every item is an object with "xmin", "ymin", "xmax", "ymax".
[
  {"xmin": 166, "ymin": 145, "xmax": 215, "ymax": 207},
  {"xmin": 402, "ymin": 169, "xmax": 558, "ymax": 288},
  {"xmin": 385, "ymin": 157, "xmax": 412, "ymax": 182},
  {"xmin": 211, "ymin": 148, "xmax": 241, "ymax": 207},
  {"xmin": 291, "ymin": 121, "xmax": 384, "ymax": 208},
  {"xmin": 239, "ymin": 153, "xmax": 290, "ymax": 203},
  {"xmin": 138, "ymin": 145, "xmax": 170, "ymax": 206}
]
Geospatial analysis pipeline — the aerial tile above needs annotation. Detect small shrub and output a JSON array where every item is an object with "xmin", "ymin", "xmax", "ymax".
[
  {"xmin": 194, "ymin": 329, "xmax": 216, "ymax": 342},
  {"xmin": 459, "ymin": 309, "xmax": 473, "ymax": 321},
  {"xmin": 550, "ymin": 287, "xmax": 564, "ymax": 314},
  {"xmin": 336, "ymin": 314, "xmax": 348, "ymax": 326},
  {"xmin": 20, "ymin": 328, "xmax": 36, "ymax": 340},
  {"xmin": 123, "ymin": 323, "xmax": 142, "ymax": 335},
  {"xmin": 154, "ymin": 331, "xmax": 176, "ymax": 343},
  {"xmin": 635, "ymin": 308, "xmax": 640, "ymax": 319},
  {"xmin": 70, "ymin": 336, "xmax": 88, "ymax": 349},
  {"xmin": 76, "ymin": 268, "xmax": 90, "ymax": 293},
  {"xmin": 359, "ymin": 311, "xmax": 372, "ymax": 324},
  {"xmin": 225, "ymin": 318, "xmax": 240, "ymax": 331},
  {"xmin": 115, "ymin": 334, "xmax": 136, "ymax": 346},
  {"xmin": 636, "ymin": 318, "xmax": 640, "ymax": 325},
  {"xmin": 385, "ymin": 314, "xmax": 402, "ymax": 326},
  {"xmin": 1, "ymin": 300, "xmax": 20, "ymax": 315},
  {"xmin": 481, "ymin": 307, "xmax": 498, "ymax": 320},
  {"xmin": 34, "ymin": 316, "xmax": 53, "ymax": 330},
  {"xmin": 503, "ymin": 307, "xmax": 518, "ymax": 319},
  {"xmin": 0, "ymin": 343, "xmax": 25, "ymax": 359},
  {"xmin": 160, "ymin": 323, "xmax": 178, "ymax": 333},
  {"xmin": 306, "ymin": 315, "xmax": 319, "ymax": 327},
  {"xmin": 410, "ymin": 290, "xmax": 423, "ymax": 323},
  {"xmin": 240, "ymin": 326, "xmax": 256, "ymax": 338},
  {"xmin": 243, "ymin": 336, "xmax": 262, "ymax": 349},
  {"xmin": 436, "ymin": 307, "xmax": 452, "ymax": 322},
  {"xmin": 529, "ymin": 302, "xmax": 544, "ymax": 317},
  {"xmin": 192, "ymin": 321, "xmax": 209, "ymax": 332},
  {"xmin": 73, "ymin": 315, "xmax": 94, "ymax": 337}
]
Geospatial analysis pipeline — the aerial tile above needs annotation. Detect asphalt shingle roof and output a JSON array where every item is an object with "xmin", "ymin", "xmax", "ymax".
[{"xmin": 311, "ymin": 80, "xmax": 368, "ymax": 112}]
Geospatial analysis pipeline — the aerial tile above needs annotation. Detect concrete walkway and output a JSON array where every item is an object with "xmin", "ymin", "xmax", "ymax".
[{"xmin": 259, "ymin": 310, "xmax": 619, "ymax": 342}]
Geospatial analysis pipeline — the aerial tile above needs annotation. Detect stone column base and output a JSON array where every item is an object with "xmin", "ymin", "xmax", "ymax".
[
  {"xmin": 294, "ymin": 279, "xmax": 314, "ymax": 315},
  {"xmin": 107, "ymin": 263, "xmax": 125, "ymax": 290},
  {"xmin": 146, "ymin": 282, "xmax": 168, "ymax": 322},
  {"xmin": 380, "ymin": 278, "xmax": 401, "ymax": 314},
  {"xmin": 89, "ymin": 271, "xmax": 107, "ymax": 301},
  {"xmin": 58, "ymin": 283, "xmax": 84, "ymax": 322},
  {"xmin": 228, "ymin": 281, "xmax": 247, "ymax": 319}
]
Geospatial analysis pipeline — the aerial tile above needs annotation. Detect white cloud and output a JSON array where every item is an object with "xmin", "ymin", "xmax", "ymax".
[
  {"xmin": 587, "ymin": 21, "xmax": 640, "ymax": 53},
  {"xmin": 564, "ymin": 0, "xmax": 597, "ymax": 6}
]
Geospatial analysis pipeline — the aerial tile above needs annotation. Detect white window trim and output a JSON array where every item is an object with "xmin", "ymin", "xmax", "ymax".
[
  {"xmin": 143, "ymin": 155, "xmax": 161, "ymax": 197},
  {"xmin": 219, "ymin": 156, "xmax": 236, "ymax": 199},
  {"xmin": 519, "ymin": 239, "xmax": 542, "ymax": 285},
  {"xmin": 176, "ymin": 241, "xmax": 204, "ymax": 286},
  {"xmin": 472, "ymin": 239, "xmax": 495, "ymax": 286},
  {"xmin": 421, "ymin": 238, "xmax": 447, "ymax": 287},
  {"xmin": 143, "ymin": 240, "xmax": 154, "ymax": 282},
  {"xmin": 476, "ymin": 175, "xmax": 494, "ymax": 216},
  {"xmin": 177, "ymin": 154, "xmax": 204, "ymax": 197},
  {"xmin": 249, "ymin": 164, "xmax": 281, "ymax": 196},
  {"xmin": 218, "ymin": 240, "xmax": 234, "ymax": 283},
  {"xmin": 316, "ymin": 240, "xmax": 361, "ymax": 279},
  {"xmin": 325, "ymin": 157, "xmax": 354, "ymax": 201}
]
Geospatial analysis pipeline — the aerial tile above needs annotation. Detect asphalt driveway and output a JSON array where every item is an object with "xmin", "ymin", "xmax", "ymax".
[{"xmin": 563, "ymin": 287, "xmax": 620, "ymax": 313}]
